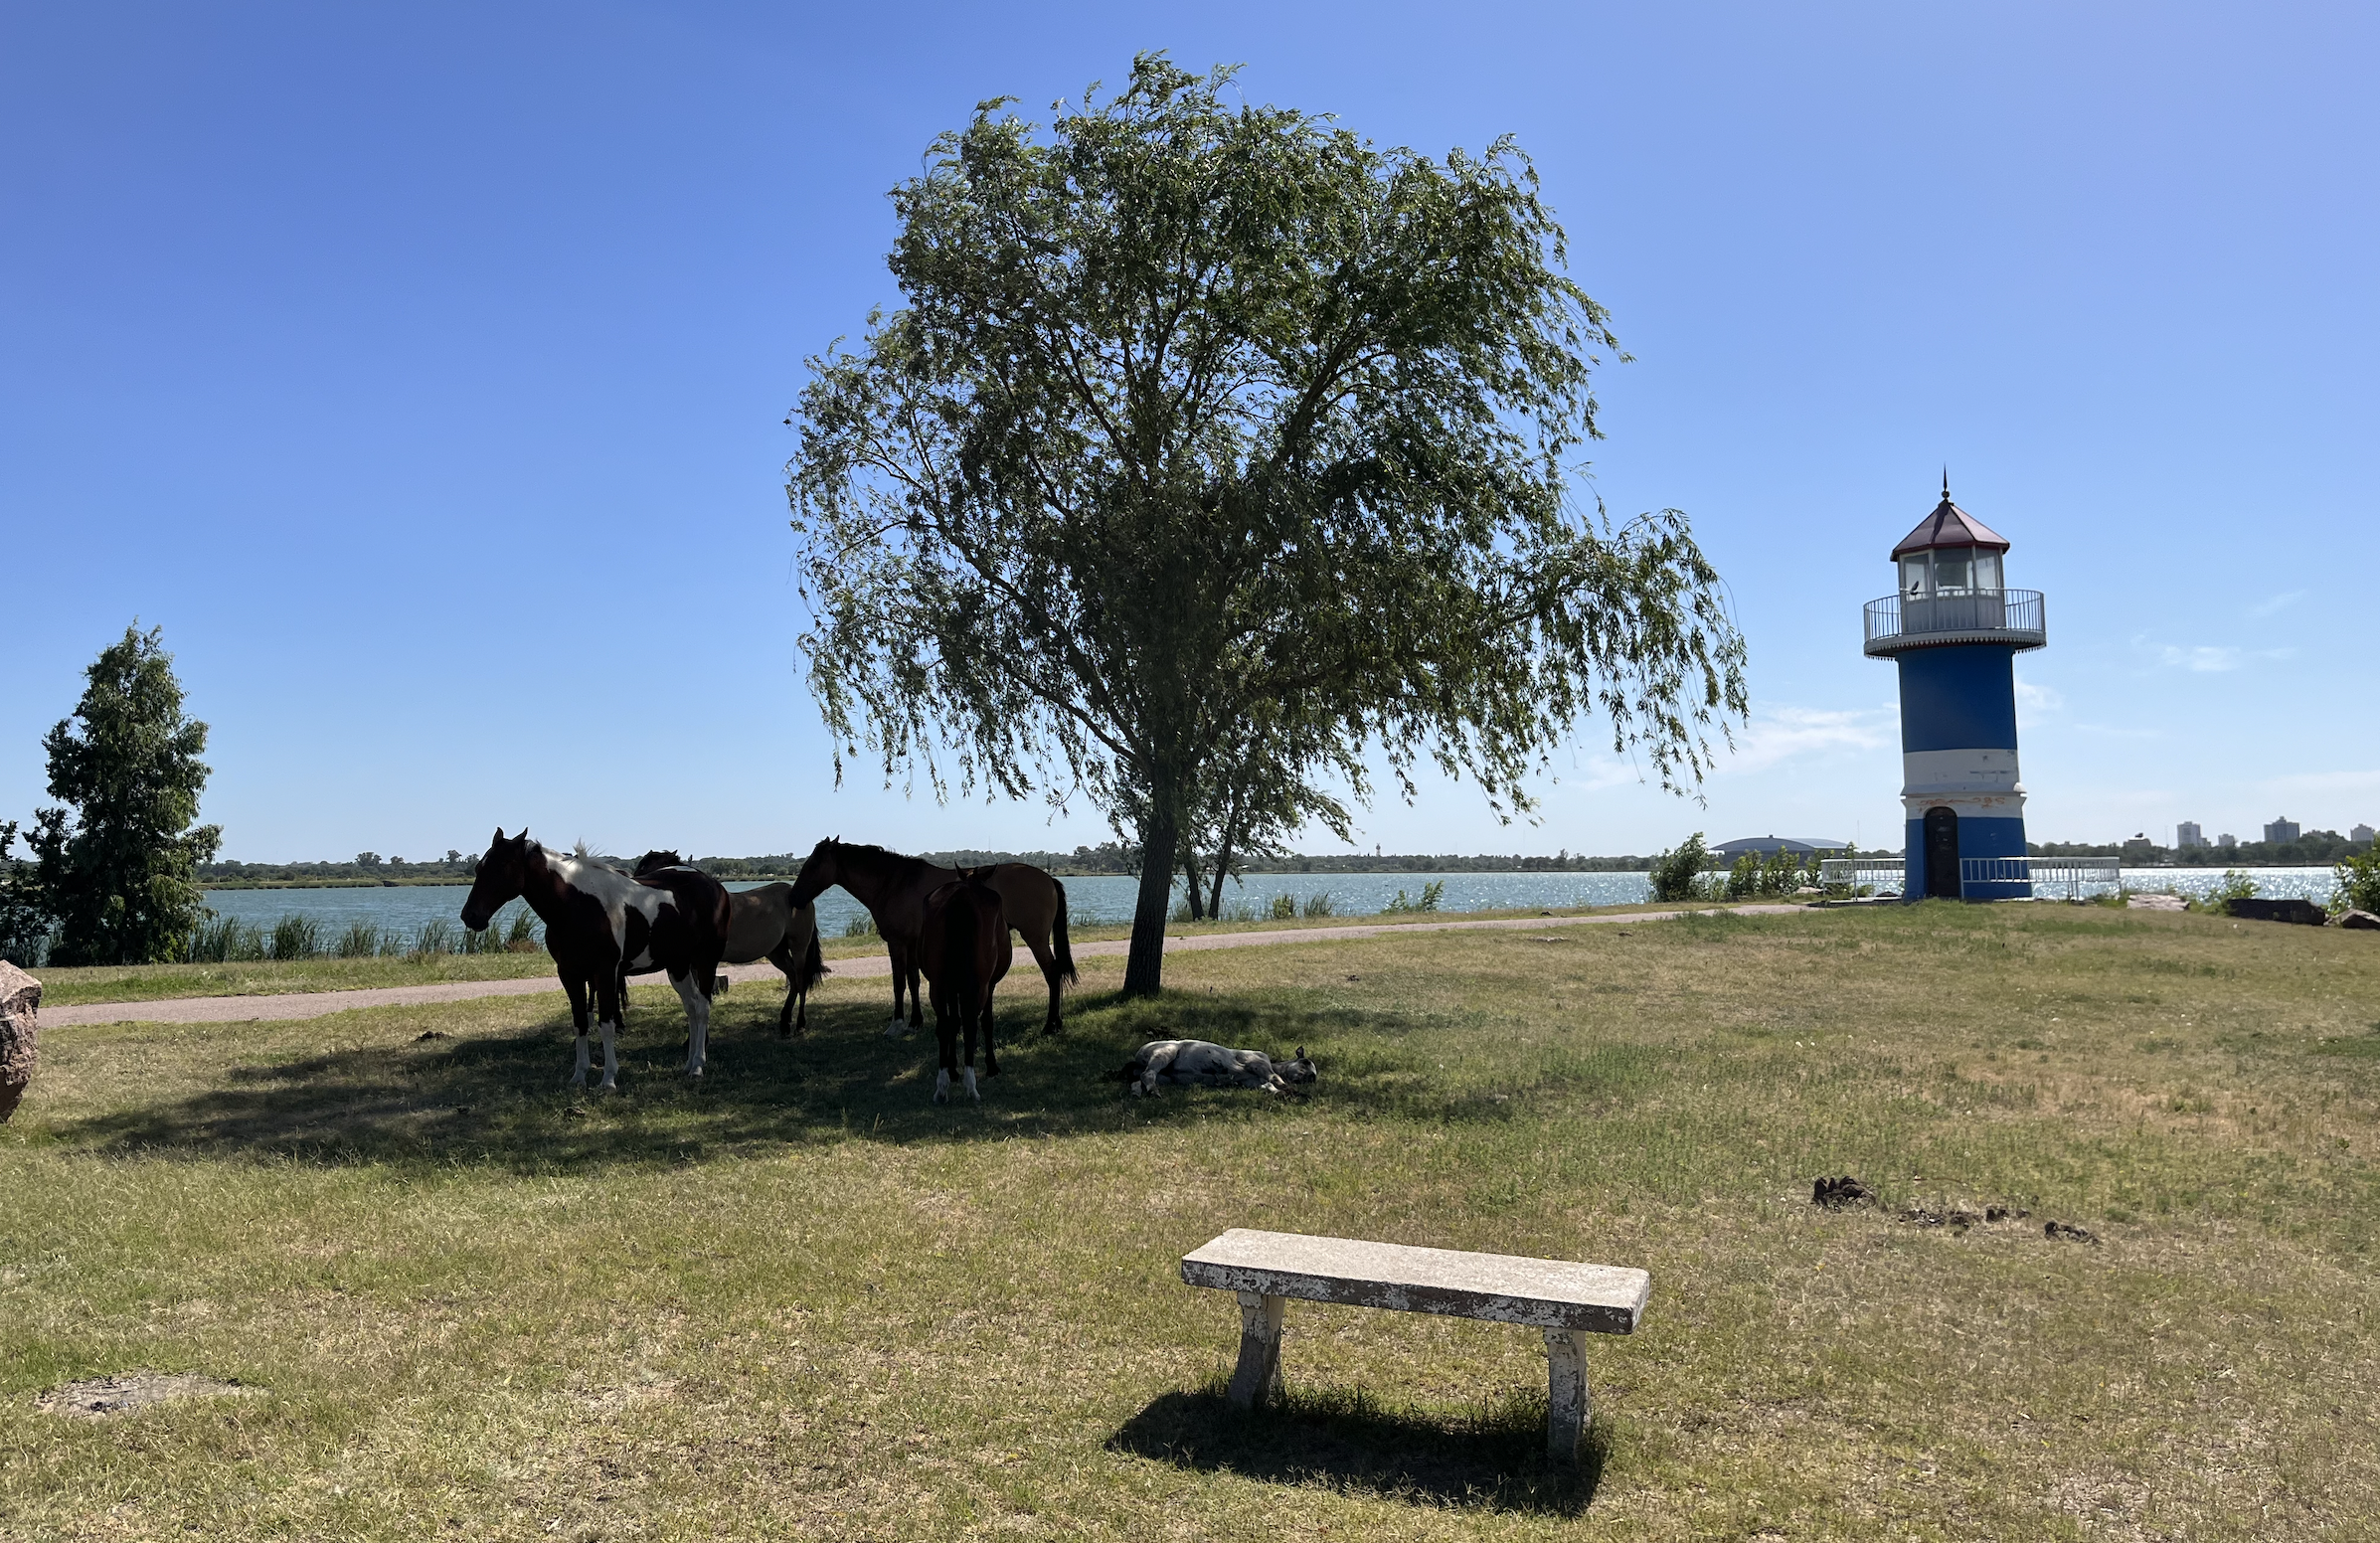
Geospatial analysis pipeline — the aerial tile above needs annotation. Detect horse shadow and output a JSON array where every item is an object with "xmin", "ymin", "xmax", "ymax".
[{"xmin": 1105, "ymin": 1383, "xmax": 1606, "ymax": 1515}]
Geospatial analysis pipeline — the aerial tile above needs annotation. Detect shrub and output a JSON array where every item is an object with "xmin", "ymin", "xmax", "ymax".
[
  {"xmin": 1300, "ymin": 891, "xmax": 1336, "ymax": 918},
  {"xmin": 2333, "ymin": 847, "xmax": 2380, "ymax": 917},
  {"xmin": 1649, "ymin": 833, "xmax": 1710, "ymax": 903},
  {"xmin": 843, "ymin": 912, "xmax": 878, "ymax": 938},
  {"xmin": 1383, "ymin": 880, "xmax": 1445, "ymax": 915},
  {"xmin": 1269, "ymin": 893, "xmax": 1298, "ymax": 921},
  {"xmin": 1724, "ymin": 854, "xmax": 1758, "ymax": 900},
  {"xmin": 2193, "ymin": 871, "xmax": 2260, "ymax": 915},
  {"xmin": 335, "ymin": 922, "xmax": 381, "ymax": 958}
]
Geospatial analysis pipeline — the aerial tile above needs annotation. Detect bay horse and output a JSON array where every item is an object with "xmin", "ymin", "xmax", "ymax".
[
  {"xmin": 787, "ymin": 838, "xmax": 1075, "ymax": 1038},
  {"xmin": 922, "ymin": 876, "xmax": 1009, "ymax": 1103},
  {"xmin": 632, "ymin": 851, "xmax": 828, "ymax": 1035},
  {"xmin": 460, "ymin": 829, "xmax": 730, "ymax": 1090}
]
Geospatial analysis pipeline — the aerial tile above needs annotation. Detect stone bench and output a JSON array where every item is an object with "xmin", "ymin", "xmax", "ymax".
[{"xmin": 1180, "ymin": 1228, "xmax": 1650, "ymax": 1461}]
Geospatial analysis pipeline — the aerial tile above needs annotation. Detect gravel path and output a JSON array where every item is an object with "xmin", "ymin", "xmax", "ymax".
[{"xmin": 44, "ymin": 905, "xmax": 1809, "ymax": 1027}]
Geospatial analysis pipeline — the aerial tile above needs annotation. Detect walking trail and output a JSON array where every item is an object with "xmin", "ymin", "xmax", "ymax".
[{"xmin": 46, "ymin": 905, "xmax": 1809, "ymax": 1027}]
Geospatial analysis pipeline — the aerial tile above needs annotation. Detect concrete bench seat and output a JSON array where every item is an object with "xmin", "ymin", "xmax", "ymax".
[{"xmin": 1180, "ymin": 1228, "xmax": 1650, "ymax": 1460}]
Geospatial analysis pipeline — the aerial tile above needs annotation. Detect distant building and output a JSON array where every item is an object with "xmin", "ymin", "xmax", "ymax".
[
  {"xmin": 1712, "ymin": 835, "xmax": 1850, "ymax": 858},
  {"xmin": 2176, "ymin": 821, "xmax": 2204, "ymax": 849},
  {"xmin": 2354, "ymin": 823, "xmax": 2376, "ymax": 844},
  {"xmin": 2265, "ymin": 817, "xmax": 2300, "ymax": 844},
  {"xmin": 2219, "ymin": 833, "xmax": 2238, "ymax": 849}
]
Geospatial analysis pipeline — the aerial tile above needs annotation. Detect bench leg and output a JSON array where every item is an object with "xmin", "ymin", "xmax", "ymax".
[
  {"xmin": 1226, "ymin": 1290, "xmax": 1285, "ymax": 1410},
  {"xmin": 1545, "ymin": 1328, "xmax": 1591, "ymax": 1462}
]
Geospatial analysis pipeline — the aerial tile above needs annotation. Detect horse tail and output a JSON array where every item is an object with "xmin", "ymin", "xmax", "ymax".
[
  {"xmin": 940, "ymin": 886, "xmax": 983, "ymax": 1014},
  {"xmin": 1052, "ymin": 878, "xmax": 1078, "ymax": 983},
  {"xmin": 797, "ymin": 925, "xmax": 827, "ymax": 992}
]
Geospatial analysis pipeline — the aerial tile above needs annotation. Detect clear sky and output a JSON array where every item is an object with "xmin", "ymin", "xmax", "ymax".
[{"xmin": 5, "ymin": 2, "xmax": 2373, "ymax": 863}]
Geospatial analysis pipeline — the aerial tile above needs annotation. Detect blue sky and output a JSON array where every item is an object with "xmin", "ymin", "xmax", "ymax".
[{"xmin": 4, "ymin": 2, "xmax": 2373, "ymax": 863}]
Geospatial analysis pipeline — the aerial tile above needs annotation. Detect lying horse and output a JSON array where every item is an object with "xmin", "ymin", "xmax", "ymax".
[
  {"xmin": 1112, "ymin": 1040, "xmax": 1318, "ymax": 1098},
  {"xmin": 632, "ymin": 851, "xmax": 827, "ymax": 1035},
  {"xmin": 789, "ymin": 838, "xmax": 1075, "ymax": 1038},
  {"xmin": 461, "ymin": 828, "xmax": 730, "ymax": 1090},
  {"xmin": 921, "ymin": 876, "xmax": 1010, "ymax": 1103}
]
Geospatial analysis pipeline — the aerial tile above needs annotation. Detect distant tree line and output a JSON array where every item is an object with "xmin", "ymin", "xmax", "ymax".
[{"xmin": 2030, "ymin": 833, "xmax": 2370, "ymax": 866}]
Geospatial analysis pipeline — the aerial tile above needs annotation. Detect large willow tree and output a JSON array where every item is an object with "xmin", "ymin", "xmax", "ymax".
[{"xmin": 788, "ymin": 57, "xmax": 1746, "ymax": 994}]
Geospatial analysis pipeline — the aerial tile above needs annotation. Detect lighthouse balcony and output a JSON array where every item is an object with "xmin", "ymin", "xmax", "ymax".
[{"xmin": 1863, "ymin": 589, "xmax": 2046, "ymax": 656}]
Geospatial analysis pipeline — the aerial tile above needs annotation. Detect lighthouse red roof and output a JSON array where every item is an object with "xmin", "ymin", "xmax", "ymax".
[{"xmin": 1891, "ymin": 488, "xmax": 2009, "ymax": 558}]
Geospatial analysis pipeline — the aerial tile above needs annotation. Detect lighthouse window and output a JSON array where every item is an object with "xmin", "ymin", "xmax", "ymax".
[
  {"xmin": 1934, "ymin": 549, "xmax": 1972, "ymax": 591},
  {"xmin": 1901, "ymin": 556, "xmax": 1929, "ymax": 598},
  {"xmin": 1972, "ymin": 551, "xmax": 2002, "ymax": 591}
]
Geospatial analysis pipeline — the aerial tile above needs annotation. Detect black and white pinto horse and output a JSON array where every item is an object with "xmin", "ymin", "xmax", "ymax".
[
  {"xmin": 1112, "ymin": 1040, "xmax": 1318, "ymax": 1098},
  {"xmin": 461, "ymin": 829, "xmax": 731, "ymax": 1091},
  {"xmin": 632, "ymin": 851, "xmax": 828, "ymax": 1035}
]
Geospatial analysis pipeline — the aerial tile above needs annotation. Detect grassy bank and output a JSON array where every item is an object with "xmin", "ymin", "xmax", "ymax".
[{"xmin": 2, "ymin": 902, "xmax": 2374, "ymax": 1539}]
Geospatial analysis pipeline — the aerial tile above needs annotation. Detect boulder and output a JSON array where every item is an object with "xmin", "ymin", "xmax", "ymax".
[
  {"xmin": 2126, "ymin": 894, "xmax": 2187, "ymax": 911},
  {"xmin": 2336, "ymin": 909, "xmax": 2380, "ymax": 932},
  {"xmin": 2229, "ymin": 898, "xmax": 2328, "ymax": 926},
  {"xmin": 0, "ymin": 959, "xmax": 38, "ymax": 1124}
]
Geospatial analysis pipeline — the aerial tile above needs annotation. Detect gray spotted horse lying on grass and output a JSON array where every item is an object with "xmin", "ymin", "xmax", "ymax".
[{"xmin": 1112, "ymin": 1040, "xmax": 1318, "ymax": 1097}]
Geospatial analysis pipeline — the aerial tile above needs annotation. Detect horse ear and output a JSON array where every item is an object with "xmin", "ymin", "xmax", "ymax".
[{"xmin": 1296, "ymin": 1046, "xmax": 1306, "ymax": 1061}]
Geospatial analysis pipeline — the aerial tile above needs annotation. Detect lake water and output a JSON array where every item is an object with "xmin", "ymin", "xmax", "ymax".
[{"xmin": 200, "ymin": 865, "xmax": 2351, "ymax": 945}]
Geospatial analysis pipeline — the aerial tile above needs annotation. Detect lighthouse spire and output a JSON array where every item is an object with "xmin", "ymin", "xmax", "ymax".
[{"xmin": 1942, "ymin": 466, "xmax": 1951, "ymax": 504}]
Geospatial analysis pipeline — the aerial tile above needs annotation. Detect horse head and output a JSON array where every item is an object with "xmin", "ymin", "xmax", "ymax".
[
  {"xmin": 1274, "ymin": 1047, "xmax": 1318, "ymax": 1087},
  {"xmin": 788, "ymin": 835, "xmax": 841, "ymax": 907},
  {"xmin": 632, "ymin": 849, "xmax": 687, "ymax": 877},
  {"xmin": 461, "ymin": 827, "xmax": 536, "ymax": 931}
]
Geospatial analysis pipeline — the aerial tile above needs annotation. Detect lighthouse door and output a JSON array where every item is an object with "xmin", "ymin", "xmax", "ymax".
[{"xmin": 1923, "ymin": 807, "xmax": 1961, "ymax": 899}]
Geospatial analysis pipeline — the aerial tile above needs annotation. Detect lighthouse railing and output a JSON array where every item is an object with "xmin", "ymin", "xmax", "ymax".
[
  {"xmin": 1822, "ymin": 855, "xmax": 2123, "ymax": 901},
  {"xmin": 1863, "ymin": 589, "xmax": 2046, "ymax": 649}
]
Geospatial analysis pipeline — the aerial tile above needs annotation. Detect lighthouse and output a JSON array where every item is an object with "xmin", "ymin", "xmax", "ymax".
[{"xmin": 1863, "ymin": 478, "xmax": 2047, "ymax": 900}]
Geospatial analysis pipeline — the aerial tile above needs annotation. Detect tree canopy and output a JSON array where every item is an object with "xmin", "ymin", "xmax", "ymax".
[
  {"xmin": 787, "ymin": 57, "xmax": 1746, "ymax": 992},
  {"xmin": 25, "ymin": 625, "xmax": 221, "ymax": 966}
]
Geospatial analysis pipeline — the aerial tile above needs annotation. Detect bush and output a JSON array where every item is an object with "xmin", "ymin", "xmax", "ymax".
[
  {"xmin": 1725, "ymin": 853, "xmax": 1759, "ymax": 900},
  {"xmin": 269, "ymin": 915, "xmax": 322, "ymax": 960},
  {"xmin": 1300, "ymin": 892, "xmax": 1336, "ymax": 918},
  {"xmin": 1383, "ymin": 880, "xmax": 1444, "ymax": 915},
  {"xmin": 2193, "ymin": 871, "xmax": 2260, "ymax": 915},
  {"xmin": 1649, "ymin": 833, "xmax": 1710, "ymax": 903},
  {"xmin": 843, "ymin": 912, "xmax": 878, "ymax": 938},
  {"xmin": 335, "ymin": 922, "xmax": 382, "ymax": 958},
  {"xmin": 2328, "ymin": 847, "xmax": 2380, "ymax": 917},
  {"xmin": 1269, "ymin": 893, "xmax": 1297, "ymax": 921}
]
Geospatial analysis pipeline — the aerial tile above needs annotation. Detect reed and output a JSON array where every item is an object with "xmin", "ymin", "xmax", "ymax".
[
  {"xmin": 334, "ymin": 922, "xmax": 383, "ymax": 958},
  {"xmin": 268, "ymin": 916, "xmax": 322, "ymax": 960},
  {"xmin": 843, "ymin": 913, "xmax": 878, "ymax": 938},
  {"xmin": 1299, "ymin": 891, "xmax": 1336, "ymax": 918},
  {"xmin": 411, "ymin": 919, "xmax": 457, "ymax": 957}
]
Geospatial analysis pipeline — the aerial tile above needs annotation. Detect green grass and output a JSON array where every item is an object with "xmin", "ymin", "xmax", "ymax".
[{"xmin": 2, "ymin": 902, "xmax": 2375, "ymax": 1538}]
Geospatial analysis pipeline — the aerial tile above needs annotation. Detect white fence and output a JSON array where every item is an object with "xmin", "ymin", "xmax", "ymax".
[{"xmin": 1818, "ymin": 855, "xmax": 2123, "ymax": 900}]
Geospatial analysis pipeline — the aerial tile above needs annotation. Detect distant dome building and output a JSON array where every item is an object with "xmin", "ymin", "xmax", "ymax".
[
  {"xmin": 1712, "ymin": 836, "xmax": 1849, "ymax": 858},
  {"xmin": 1863, "ymin": 477, "xmax": 2046, "ymax": 900}
]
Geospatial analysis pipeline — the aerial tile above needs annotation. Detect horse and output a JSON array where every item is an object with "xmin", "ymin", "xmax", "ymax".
[
  {"xmin": 631, "ymin": 851, "xmax": 828, "ymax": 1035},
  {"xmin": 787, "ymin": 838, "xmax": 1075, "ymax": 1038},
  {"xmin": 1110, "ymin": 1040, "xmax": 1318, "ymax": 1098},
  {"xmin": 460, "ymin": 828, "xmax": 731, "ymax": 1091},
  {"xmin": 921, "ymin": 876, "xmax": 1010, "ymax": 1103}
]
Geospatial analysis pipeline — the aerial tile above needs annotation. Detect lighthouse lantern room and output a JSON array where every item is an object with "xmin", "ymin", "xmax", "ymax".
[{"xmin": 1862, "ymin": 479, "xmax": 2047, "ymax": 901}]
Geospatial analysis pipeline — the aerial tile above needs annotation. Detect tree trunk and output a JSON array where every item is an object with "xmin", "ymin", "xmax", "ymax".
[
  {"xmin": 1208, "ymin": 831, "xmax": 1235, "ymax": 919},
  {"xmin": 1123, "ymin": 804, "xmax": 1179, "ymax": 997},
  {"xmin": 1182, "ymin": 846, "xmax": 1206, "ymax": 921}
]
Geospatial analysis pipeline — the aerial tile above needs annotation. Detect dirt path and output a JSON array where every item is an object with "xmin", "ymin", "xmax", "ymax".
[{"xmin": 44, "ymin": 905, "xmax": 1809, "ymax": 1027}]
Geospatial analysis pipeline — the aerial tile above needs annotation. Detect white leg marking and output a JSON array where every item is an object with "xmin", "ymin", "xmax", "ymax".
[
  {"xmin": 598, "ymin": 1019, "xmax": 619, "ymax": 1091},
  {"xmin": 571, "ymin": 1031, "xmax": 591, "ymax": 1087},
  {"xmin": 934, "ymin": 1068, "xmax": 950, "ymax": 1104},
  {"xmin": 674, "ymin": 974, "xmax": 709, "ymax": 1078},
  {"xmin": 962, "ymin": 1067, "xmax": 978, "ymax": 1103}
]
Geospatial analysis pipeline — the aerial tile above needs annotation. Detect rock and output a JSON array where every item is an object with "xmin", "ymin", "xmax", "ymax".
[
  {"xmin": 2229, "ymin": 897, "xmax": 2328, "ymax": 926},
  {"xmin": 0, "ymin": 959, "xmax": 38, "ymax": 1124},
  {"xmin": 2336, "ymin": 910, "xmax": 2380, "ymax": 931},
  {"xmin": 2045, "ymin": 1220, "xmax": 2100, "ymax": 1245},
  {"xmin": 2126, "ymin": 894, "xmax": 2187, "ymax": 911}
]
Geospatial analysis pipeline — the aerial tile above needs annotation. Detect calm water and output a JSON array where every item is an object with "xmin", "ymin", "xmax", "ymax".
[{"xmin": 200, "ymin": 865, "xmax": 2350, "ymax": 943}]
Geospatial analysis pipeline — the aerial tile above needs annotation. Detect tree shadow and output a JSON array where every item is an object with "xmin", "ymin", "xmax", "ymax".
[
  {"xmin": 51, "ymin": 980, "xmax": 1540, "ymax": 1170},
  {"xmin": 1106, "ymin": 1383, "xmax": 1605, "ymax": 1515}
]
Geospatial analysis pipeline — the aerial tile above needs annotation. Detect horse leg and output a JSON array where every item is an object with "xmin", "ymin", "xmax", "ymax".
[
  {"xmin": 908, "ymin": 958, "xmax": 928, "ymax": 1032},
  {"xmin": 932, "ymin": 983, "xmax": 958, "ymax": 1104},
  {"xmin": 978, "ymin": 982, "xmax": 1000, "ymax": 1078},
  {"xmin": 1021, "ymin": 930, "xmax": 1064, "ymax": 1036},
  {"xmin": 768, "ymin": 940, "xmax": 799, "ymax": 1037},
  {"xmin": 884, "ymin": 937, "xmax": 911, "ymax": 1037},
  {"xmin": 673, "ymin": 968, "xmax": 712, "ymax": 1078},
  {"xmin": 595, "ymin": 970, "xmax": 623, "ymax": 1092},
  {"xmin": 564, "ymin": 974, "xmax": 593, "ymax": 1088}
]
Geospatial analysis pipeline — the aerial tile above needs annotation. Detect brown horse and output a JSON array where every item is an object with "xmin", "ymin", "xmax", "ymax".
[
  {"xmin": 632, "ymin": 852, "xmax": 827, "ymax": 1035},
  {"xmin": 460, "ymin": 829, "xmax": 731, "ymax": 1090},
  {"xmin": 922, "ymin": 876, "xmax": 1009, "ymax": 1103},
  {"xmin": 788, "ymin": 838, "xmax": 1075, "ymax": 1037}
]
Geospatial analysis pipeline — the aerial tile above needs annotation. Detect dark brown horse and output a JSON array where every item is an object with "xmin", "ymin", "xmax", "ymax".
[
  {"xmin": 632, "ymin": 851, "xmax": 827, "ymax": 1035},
  {"xmin": 788, "ymin": 838, "xmax": 1075, "ymax": 1037},
  {"xmin": 461, "ymin": 829, "xmax": 731, "ymax": 1090},
  {"xmin": 921, "ymin": 876, "xmax": 1010, "ymax": 1103}
]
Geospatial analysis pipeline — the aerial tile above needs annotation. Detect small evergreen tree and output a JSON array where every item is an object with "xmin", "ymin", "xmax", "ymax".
[
  {"xmin": 27, "ymin": 625, "xmax": 222, "ymax": 965},
  {"xmin": 1648, "ymin": 832, "xmax": 1710, "ymax": 903}
]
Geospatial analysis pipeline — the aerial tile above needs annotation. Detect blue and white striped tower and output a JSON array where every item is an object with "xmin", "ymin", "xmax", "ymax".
[{"xmin": 1862, "ymin": 478, "xmax": 2047, "ymax": 901}]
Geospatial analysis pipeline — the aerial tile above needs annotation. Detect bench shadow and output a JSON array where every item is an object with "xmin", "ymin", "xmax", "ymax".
[{"xmin": 1106, "ymin": 1385, "xmax": 1605, "ymax": 1515}]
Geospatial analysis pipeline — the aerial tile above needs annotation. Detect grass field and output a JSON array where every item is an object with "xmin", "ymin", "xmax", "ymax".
[{"xmin": 3, "ymin": 902, "xmax": 2374, "ymax": 1539}]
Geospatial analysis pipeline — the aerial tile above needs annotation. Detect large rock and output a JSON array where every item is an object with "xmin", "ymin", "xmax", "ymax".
[
  {"xmin": 0, "ymin": 959, "xmax": 37, "ymax": 1123},
  {"xmin": 2229, "ymin": 897, "xmax": 2328, "ymax": 926},
  {"xmin": 2337, "ymin": 909, "xmax": 2380, "ymax": 931}
]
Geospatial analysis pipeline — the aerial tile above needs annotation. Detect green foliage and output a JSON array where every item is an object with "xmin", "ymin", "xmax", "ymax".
[
  {"xmin": 1648, "ymin": 832, "xmax": 1710, "ymax": 903},
  {"xmin": 785, "ymin": 56, "xmax": 1747, "ymax": 995},
  {"xmin": 184, "ymin": 917, "xmax": 265, "ymax": 963},
  {"xmin": 0, "ymin": 819, "xmax": 51, "ymax": 966},
  {"xmin": 335, "ymin": 922, "xmax": 383, "ymax": 959},
  {"xmin": 269, "ymin": 916, "xmax": 322, "ymax": 960},
  {"xmin": 22, "ymin": 625, "xmax": 221, "ymax": 965},
  {"xmin": 2332, "ymin": 846, "xmax": 2380, "ymax": 917},
  {"xmin": 1268, "ymin": 893, "xmax": 1298, "ymax": 921},
  {"xmin": 2193, "ymin": 870, "xmax": 2261, "ymax": 915},
  {"xmin": 843, "ymin": 913, "xmax": 878, "ymax": 939},
  {"xmin": 1300, "ymin": 891, "xmax": 1337, "ymax": 918},
  {"xmin": 411, "ymin": 920, "xmax": 456, "ymax": 957},
  {"xmin": 1382, "ymin": 880, "xmax": 1445, "ymax": 915},
  {"xmin": 1725, "ymin": 853, "xmax": 1759, "ymax": 900}
]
